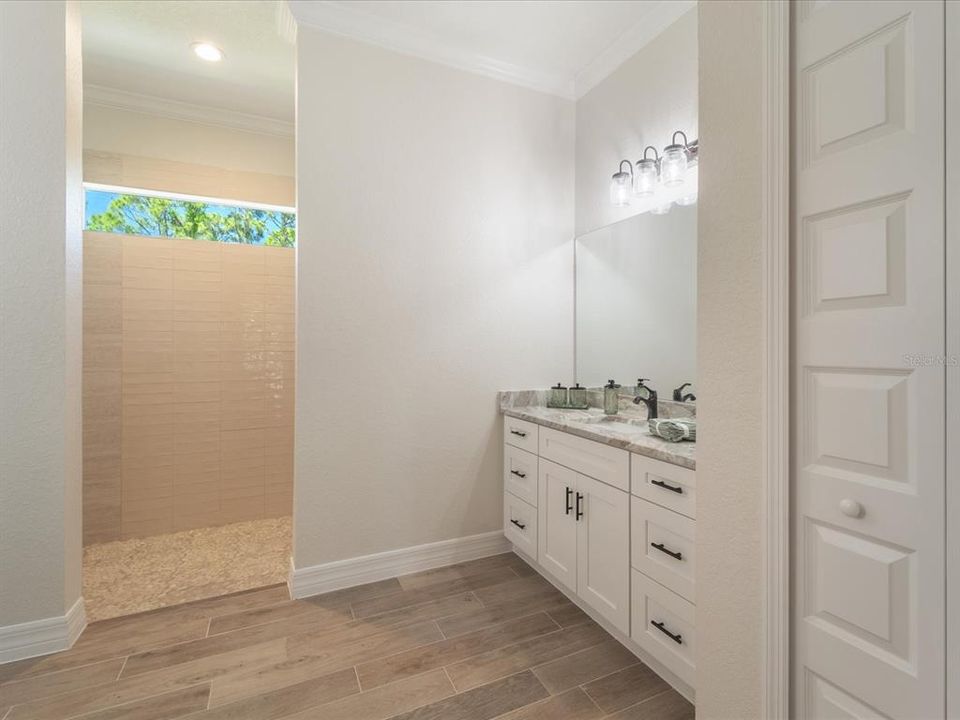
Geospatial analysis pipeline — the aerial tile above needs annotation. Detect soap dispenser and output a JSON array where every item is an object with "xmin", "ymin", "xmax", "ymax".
[{"xmin": 603, "ymin": 380, "xmax": 621, "ymax": 415}]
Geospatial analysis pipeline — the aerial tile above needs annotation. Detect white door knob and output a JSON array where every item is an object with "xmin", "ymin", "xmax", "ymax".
[{"xmin": 839, "ymin": 499, "xmax": 864, "ymax": 518}]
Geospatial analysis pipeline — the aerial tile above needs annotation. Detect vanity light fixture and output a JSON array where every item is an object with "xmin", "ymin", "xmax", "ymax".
[
  {"xmin": 610, "ymin": 160, "xmax": 633, "ymax": 207},
  {"xmin": 634, "ymin": 146, "xmax": 659, "ymax": 197},
  {"xmin": 661, "ymin": 131, "xmax": 691, "ymax": 186},
  {"xmin": 608, "ymin": 129, "xmax": 699, "ymax": 213}
]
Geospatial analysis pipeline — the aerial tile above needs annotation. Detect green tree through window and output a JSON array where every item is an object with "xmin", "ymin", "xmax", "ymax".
[{"xmin": 85, "ymin": 192, "xmax": 295, "ymax": 247}]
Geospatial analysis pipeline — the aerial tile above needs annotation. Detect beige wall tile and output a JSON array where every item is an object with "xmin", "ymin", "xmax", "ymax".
[{"xmin": 84, "ymin": 232, "xmax": 294, "ymax": 545}]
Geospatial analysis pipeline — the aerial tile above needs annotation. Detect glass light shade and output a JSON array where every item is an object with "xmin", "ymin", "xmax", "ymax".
[
  {"xmin": 660, "ymin": 146, "xmax": 687, "ymax": 187},
  {"xmin": 633, "ymin": 159, "xmax": 658, "ymax": 196},
  {"xmin": 610, "ymin": 171, "xmax": 632, "ymax": 207}
]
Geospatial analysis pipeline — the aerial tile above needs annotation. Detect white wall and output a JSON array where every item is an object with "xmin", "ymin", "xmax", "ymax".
[
  {"xmin": 0, "ymin": 0, "xmax": 84, "ymax": 628},
  {"xmin": 83, "ymin": 104, "xmax": 295, "ymax": 205},
  {"xmin": 294, "ymin": 29, "xmax": 575, "ymax": 569},
  {"xmin": 575, "ymin": 8, "xmax": 698, "ymax": 237},
  {"xmin": 695, "ymin": 2, "xmax": 764, "ymax": 717}
]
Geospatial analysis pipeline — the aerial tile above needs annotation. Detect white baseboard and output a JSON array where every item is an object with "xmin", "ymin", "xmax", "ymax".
[
  {"xmin": 0, "ymin": 597, "xmax": 87, "ymax": 664},
  {"xmin": 289, "ymin": 530, "xmax": 511, "ymax": 599}
]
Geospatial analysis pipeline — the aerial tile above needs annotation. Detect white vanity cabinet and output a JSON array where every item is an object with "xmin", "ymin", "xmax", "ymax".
[
  {"xmin": 505, "ymin": 423, "xmax": 632, "ymax": 636},
  {"xmin": 537, "ymin": 459, "xmax": 630, "ymax": 633},
  {"xmin": 629, "ymin": 453, "xmax": 697, "ymax": 688},
  {"xmin": 501, "ymin": 413, "xmax": 697, "ymax": 698}
]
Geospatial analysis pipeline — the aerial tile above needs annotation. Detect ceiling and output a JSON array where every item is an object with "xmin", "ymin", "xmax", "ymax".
[
  {"xmin": 81, "ymin": 1, "xmax": 296, "ymax": 124},
  {"xmin": 289, "ymin": 0, "xmax": 694, "ymax": 98},
  {"xmin": 81, "ymin": 0, "xmax": 693, "ymax": 132}
]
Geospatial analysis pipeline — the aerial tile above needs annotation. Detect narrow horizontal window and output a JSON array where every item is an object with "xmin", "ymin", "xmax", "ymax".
[{"xmin": 84, "ymin": 186, "xmax": 296, "ymax": 247}]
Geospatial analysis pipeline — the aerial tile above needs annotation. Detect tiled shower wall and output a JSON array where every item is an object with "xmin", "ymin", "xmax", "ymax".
[{"xmin": 82, "ymin": 232, "xmax": 295, "ymax": 544}]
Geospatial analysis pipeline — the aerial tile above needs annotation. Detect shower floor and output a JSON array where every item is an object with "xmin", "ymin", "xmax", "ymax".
[{"xmin": 82, "ymin": 516, "xmax": 292, "ymax": 622}]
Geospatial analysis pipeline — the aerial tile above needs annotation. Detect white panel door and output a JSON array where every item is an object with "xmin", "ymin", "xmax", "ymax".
[
  {"xmin": 792, "ymin": 2, "xmax": 945, "ymax": 718},
  {"xmin": 538, "ymin": 459, "xmax": 577, "ymax": 592},
  {"xmin": 576, "ymin": 473, "xmax": 630, "ymax": 634}
]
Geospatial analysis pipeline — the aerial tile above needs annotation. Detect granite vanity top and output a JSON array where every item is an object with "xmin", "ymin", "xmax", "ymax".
[{"xmin": 499, "ymin": 390, "xmax": 696, "ymax": 470}]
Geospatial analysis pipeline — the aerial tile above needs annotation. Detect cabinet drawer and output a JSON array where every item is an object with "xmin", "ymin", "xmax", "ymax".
[
  {"xmin": 504, "ymin": 416, "xmax": 539, "ymax": 453},
  {"xmin": 504, "ymin": 493, "xmax": 537, "ymax": 559},
  {"xmin": 631, "ymin": 571, "xmax": 696, "ymax": 687},
  {"xmin": 503, "ymin": 444, "xmax": 538, "ymax": 507},
  {"xmin": 631, "ymin": 497, "xmax": 695, "ymax": 602},
  {"xmin": 631, "ymin": 453, "xmax": 696, "ymax": 519},
  {"xmin": 540, "ymin": 427, "xmax": 629, "ymax": 491}
]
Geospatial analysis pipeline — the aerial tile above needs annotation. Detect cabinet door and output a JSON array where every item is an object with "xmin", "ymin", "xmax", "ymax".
[
  {"xmin": 576, "ymin": 473, "xmax": 630, "ymax": 634},
  {"xmin": 538, "ymin": 459, "xmax": 578, "ymax": 592}
]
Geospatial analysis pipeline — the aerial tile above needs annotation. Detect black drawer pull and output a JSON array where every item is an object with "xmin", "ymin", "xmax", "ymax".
[
  {"xmin": 510, "ymin": 519, "xmax": 526, "ymax": 530},
  {"xmin": 651, "ymin": 478, "xmax": 683, "ymax": 494},
  {"xmin": 575, "ymin": 492, "xmax": 584, "ymax": 520},
  {"xmin": 651, "ymin": 620, "xmax": 682, "ymax": 644},
  {"xmin": 510, "ymin": 430, "xmax": 527, "ymax": 438},
  {"xmin": 565, "ymin": 486, "xmax": 573, "ymax": 515},
  {"xmin": 651, "ymin": 542, "xmax": 683, "ymax": 561},
  {"xmin": 510, "ymin": 469, "xmax": 527, "ymax": 479}
]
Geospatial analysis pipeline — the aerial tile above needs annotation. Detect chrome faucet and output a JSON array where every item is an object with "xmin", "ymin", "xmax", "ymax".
[{"xmin": 632, "ymin": 378, "xmax": 658, "ymax": 419}]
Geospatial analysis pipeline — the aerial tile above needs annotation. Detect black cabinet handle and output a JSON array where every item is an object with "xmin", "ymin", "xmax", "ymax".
[
  {"xmin": 510, "ymin": 430, "xmax": 527, "ymax": 438},
  {"xmin": 651, "ymin": 478, "xmax": 683, "ymax": 494},
  {"xmin": 510, "ymin": 519, "xmax": 526, "ymax": 530},
  {"xmin": 565, "ymin": 487, "xmax": 573, "ymax": 515},
  {"xmin": 575, "ymin": 492, "xmax": 584, "ymax": 520},
  {"xmin": 651, "ymin": 620, "xmax": 682, "ymax": 644},
  {"xmin": 510, "ymin": 469, "xmax": 527, "ymax": 479},
  {"xmin": 651, "ymin": 542, "xmax": 683, "ymax": 561}
]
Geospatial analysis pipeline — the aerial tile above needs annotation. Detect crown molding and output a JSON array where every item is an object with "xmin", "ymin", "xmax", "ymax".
[
  {"xmin": 84, "ymin": 84, "xmax": 295, "ymax": 138},
  {"xmin": 287, "ymin": 0, "xmax": 576, "ymax": 99},
  {"xmin": 289, "ymin": 1, "xmax": 695, "ymax": 102},
  {"xmin": 574, "ymin": 0, "xmax": 697, "ymax": 99}
]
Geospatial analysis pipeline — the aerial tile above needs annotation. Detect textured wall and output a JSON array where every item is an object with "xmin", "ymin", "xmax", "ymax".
[
  {"xmin": 0, "ymin": 0, "xmax": 83, "ymax": 625},
  {"xmin": 294, "ymin": 29, "xmax": 575, "ymax": 569},
  {"xmin": 82, "ymin": 232, "xmax": 295, "ymax": 544},
  {"xmin": 695, "ymin": 1, "xmax": 764, "ymax": 717},
  {"xmin": 574, "ymin": 8, "xmax": 698, "ymax": 237}
]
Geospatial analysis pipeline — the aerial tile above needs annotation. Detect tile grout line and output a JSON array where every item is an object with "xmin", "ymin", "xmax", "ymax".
[
  {"xmin": 574, "ymin": 660, "xmax": 642, "ymax": 694},
  {"xmin": 526, "ymin": 637, "xmax": 615, "ymax": 685},
  {"xmin": 453, "ymin": 634, "xmax": 610, "ymax": 695},
  {"xmin": 608, "ymin": 687, "xmax": 676, "ymax": 716},
  {"xmin": 353, "ymin": 611, "xmax": 564, "ymax": 691},
  {"xmin": 18, "ymin": 680, "xmax": 215, "ymax": 720},
  {"xmin": 0, "ymin": 654, "xmax": 124, "ymax": 692},
  {"xmin": 206, "ymin": 602, "xmax": 341, "ymax": 638},
  {"xmin": 440, "ymin": 665, "xmax": 456, "ymax": 694}
]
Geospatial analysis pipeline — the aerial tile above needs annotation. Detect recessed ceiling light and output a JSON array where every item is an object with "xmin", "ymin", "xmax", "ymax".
[{"xmin": 191, "ymin": 42, "xmax": 223, "ymax": 62}]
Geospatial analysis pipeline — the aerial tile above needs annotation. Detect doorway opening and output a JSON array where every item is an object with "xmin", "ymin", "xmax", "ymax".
[{"xmin": 79, "ymin": 0, "xmax": 296, "ymax": 621}]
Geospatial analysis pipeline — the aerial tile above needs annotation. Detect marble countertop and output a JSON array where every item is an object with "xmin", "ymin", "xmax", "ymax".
[{"xmin": 499, "ymin": 390, "xmax": 696, "ymax": 470}]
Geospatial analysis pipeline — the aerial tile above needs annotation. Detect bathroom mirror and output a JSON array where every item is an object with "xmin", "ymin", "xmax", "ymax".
[{"xmin": 575, "ymin": 205, "xmax": 697, "ymax": 396}]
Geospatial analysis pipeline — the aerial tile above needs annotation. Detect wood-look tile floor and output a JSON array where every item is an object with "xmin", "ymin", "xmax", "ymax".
[{"xmin": 0, "ymin": 553, "xmax": 693, "ymax": 720}]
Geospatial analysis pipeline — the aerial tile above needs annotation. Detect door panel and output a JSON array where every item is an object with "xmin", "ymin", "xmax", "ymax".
[
  {"xmin": 576, "ymin": 473, "xmax": 629, "ymax": 634},
  {"xmin": 538, "ymin": 459, "xmax": 577, "ymax": 592},
  {"xmin": 792, "ymin": 2, "xmax": 945, "ymax": 718}
]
